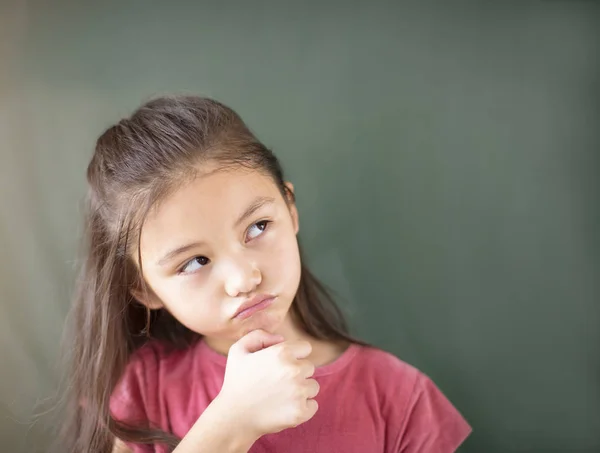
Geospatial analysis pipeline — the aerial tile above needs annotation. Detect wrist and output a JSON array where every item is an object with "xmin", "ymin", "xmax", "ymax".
[
  {"xmin": 205, "ymin": 394, "xmax": 260, "ymax": 450},
  {"xmin": 177, "ymin": 395, "xmax": 259, "ymax": 453}
]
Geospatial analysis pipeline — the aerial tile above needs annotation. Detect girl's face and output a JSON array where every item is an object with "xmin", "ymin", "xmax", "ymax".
[{"xmin": 135, "ymin": 165, "xmax": 302, "ymax": 352}]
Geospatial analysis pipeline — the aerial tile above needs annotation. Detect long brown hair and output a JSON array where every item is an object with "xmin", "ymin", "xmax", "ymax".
[{"xmin": 60, "ymin": 95, "xmax": 363, "ymax": 452}]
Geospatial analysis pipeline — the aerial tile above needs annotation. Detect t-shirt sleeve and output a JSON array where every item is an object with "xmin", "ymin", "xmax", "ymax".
[
  {"xmin": 110, "ymin": 347, "xmax": 160, "ymax": 453},
  {"xmin": 396, "ymin": 373, "xmax": 472, "ymax": 453}
]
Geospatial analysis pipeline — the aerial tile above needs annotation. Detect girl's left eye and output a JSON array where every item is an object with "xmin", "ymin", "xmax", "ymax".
[{"xmin": 246, "ymin": 220, "xmax": 270, "ymax": 241}]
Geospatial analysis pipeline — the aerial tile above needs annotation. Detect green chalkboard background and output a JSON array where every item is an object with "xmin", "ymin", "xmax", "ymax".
[{"xmin": 1, "ymin": 1, "xmax": 598, "ymax": 451}]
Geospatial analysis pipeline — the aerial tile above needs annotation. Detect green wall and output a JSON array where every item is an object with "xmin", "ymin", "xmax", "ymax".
[{"xmin": 2, "ymin": 1, "xmax": 599, "ymax": 451}]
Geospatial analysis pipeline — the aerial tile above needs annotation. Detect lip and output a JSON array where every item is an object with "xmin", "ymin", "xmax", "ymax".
[{"xmin": 233, "ymin": 294, "xmax": 276, "ymax": 319}]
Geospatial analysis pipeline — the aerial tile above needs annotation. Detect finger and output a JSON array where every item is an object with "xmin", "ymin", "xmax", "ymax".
[
  {"xmin": 304, "ymin": 379, "xmax": 320, "ymax": 399},
  {"xmin": 305, "ymin": 398, "xmax": 319, "ymax": 420},
  {"xmin": 298, "ymin": 360, "xmax": 315, "ymax": 378},
  {"xmin": 284, "ymin": 340, "xmax": 313, "ymax": 360},
  {"xmin": 294, "ymin": 397, "xmax": 319, "ymax": 428},
  {"xmin": 231, "ymin": 329, "xmax": 284, "ymax": 355}
]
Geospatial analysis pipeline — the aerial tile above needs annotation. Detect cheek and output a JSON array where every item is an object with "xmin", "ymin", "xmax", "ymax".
[
  {"xmin": 153, "ymin": 278, "xmax": 220, "ymax": 326},
  {"xmin": 263, "ymin": 230, "xmax": 301, "ymax": 288}
]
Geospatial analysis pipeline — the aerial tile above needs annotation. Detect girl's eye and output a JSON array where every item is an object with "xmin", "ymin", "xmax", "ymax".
[
  {"xmin": 246, "ymin": 220, "xmax": 270, "ymax": 242},
  {"xmin": 180, "ymin": 256, "xmax": 210, "ymax": 274}
]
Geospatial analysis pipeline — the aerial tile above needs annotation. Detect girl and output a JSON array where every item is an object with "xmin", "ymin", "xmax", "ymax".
[{"xmin": 62, "ymin": 95, "xmax": 471, "ymax": 453}]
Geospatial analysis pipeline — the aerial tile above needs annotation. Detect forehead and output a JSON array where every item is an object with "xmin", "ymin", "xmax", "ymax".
[{"xmin": 139, "ymin": 167, "xmax": 282, "ymax": 253}]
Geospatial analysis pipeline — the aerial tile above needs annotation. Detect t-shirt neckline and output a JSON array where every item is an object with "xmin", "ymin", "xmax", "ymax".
[{"xmin": 198, "ymin": 339, "xmax": 360, "ymax": 377}]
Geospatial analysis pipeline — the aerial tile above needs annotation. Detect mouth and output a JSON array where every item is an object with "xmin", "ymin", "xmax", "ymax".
[{"xmin": 233, "ymin": 294, "xmax": 276, "ymax": 320}]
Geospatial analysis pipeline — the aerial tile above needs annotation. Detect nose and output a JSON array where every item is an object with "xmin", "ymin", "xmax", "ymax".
[{"xmin": 222, "ymin": 256, "xmax": 262, "ymax": 297}]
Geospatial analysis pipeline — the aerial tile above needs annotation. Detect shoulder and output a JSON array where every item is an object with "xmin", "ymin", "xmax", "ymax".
[
  {"xmin": 112, "ymin": 341, "xmax": 171, "ymax": 399},
  {"xmin": 348, "ymin": 345, "xmax": 422, "ymax": 415},
  {"xmin": 121, "ymin": 341, "xmax": 166, "ymax": 375},
  {"xmin": 350, "ymin": 345, "xmax": 472, "ymax": 452},
  {"xmin": 351, "ymin": 344, "xmax": 459, "ymax": 398},
  {"xmin": 355, "ymin": 345, "xmax": 416, "ymax": 372},
  {"xmin": 351, "ymin": 344, "xmax": 422, "ymax": 390},
  {"xmin": 109, "ymin": 340, "xmax": 194, "ymax": 424},
  {"xmin": 117, "ymin": 340, "xmax": 199, "ymax": 383}
]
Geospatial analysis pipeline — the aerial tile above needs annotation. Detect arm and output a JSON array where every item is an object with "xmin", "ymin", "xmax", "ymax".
[
  {"xmin": 112, "ymin": 397, "xmax": 259, "ymax": 453},
  {"xmin": 173, "ymin": 396, "xmax": 258, "ymax": 453},
  {"xmin": 173, "ymin": 331, "xmax": 316, "ymax": 453},
  {"xmin": 111, "ymin": 331, "xmax": 315, "ymax": 453}
]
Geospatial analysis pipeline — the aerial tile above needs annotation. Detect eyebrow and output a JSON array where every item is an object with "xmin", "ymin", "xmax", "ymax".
[
  {"xmin": 156, "ymin": 196, "xmax": 276, "ymax": 266},
  {"xmin": 157, "ymin": 242, "xmax": 205, "ymax": 267},
  {"xmin": 234, "ymin": 196, "xmax": 276, "ymax": 228}
]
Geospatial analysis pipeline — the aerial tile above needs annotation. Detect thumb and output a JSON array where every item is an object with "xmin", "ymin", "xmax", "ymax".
[{"xmin": 230, "ymin": 329, "xmax": 285, "ymax": 355}]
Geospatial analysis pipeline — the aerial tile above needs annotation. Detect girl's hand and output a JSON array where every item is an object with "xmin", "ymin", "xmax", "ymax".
[{"xmin": 216, "ymin": 329, "xmax": 320, "ymax": 439}]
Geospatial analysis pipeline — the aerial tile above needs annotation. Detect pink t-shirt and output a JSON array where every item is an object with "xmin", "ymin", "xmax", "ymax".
[{"xmin": 110, "ymin": 340, "xmax": 471, "ymax": 452}]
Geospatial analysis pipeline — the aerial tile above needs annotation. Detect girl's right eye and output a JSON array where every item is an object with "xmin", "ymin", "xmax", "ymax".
[{"xmin": 179, "ymin": 256, "xmax": 210, "ymax": 274}]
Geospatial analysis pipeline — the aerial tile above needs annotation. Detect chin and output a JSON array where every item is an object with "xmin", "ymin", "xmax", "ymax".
[{"xmin": 238, "ymin": 304, "xmax": 288, "ymax": 337}]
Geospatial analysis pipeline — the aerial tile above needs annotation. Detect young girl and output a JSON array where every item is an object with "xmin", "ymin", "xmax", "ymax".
[{"xmin": 62, "ymin": 95, "xmax": 471, "ymax": 453}]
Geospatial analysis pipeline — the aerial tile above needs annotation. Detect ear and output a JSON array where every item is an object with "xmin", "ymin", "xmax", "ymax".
[
  {"xmin": 131, "ymin": 283, "xmax": 164, "ymax": 310},
  {"xmin": 284, "ymin": 181, "xmax": 300, "ymax": 235}
]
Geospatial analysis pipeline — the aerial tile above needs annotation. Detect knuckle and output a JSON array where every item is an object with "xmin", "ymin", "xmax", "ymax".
[
  {"xmin": 275, "ymin": 344, "xmax": 290, "ymax": 360},
  {"xmin": 301, "ymin": 340, "xmax": 313, "ymax": 353},
  {"xmin": 283, "ymin": 363, "xmax": 298, "ymax": 378}
]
